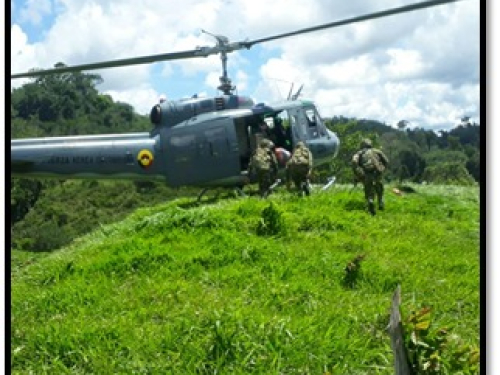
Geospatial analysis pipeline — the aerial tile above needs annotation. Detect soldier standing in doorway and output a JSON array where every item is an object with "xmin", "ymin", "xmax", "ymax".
[{"xmin": 248, "ymin": 139, "xmax": 279, "ymax": 198}]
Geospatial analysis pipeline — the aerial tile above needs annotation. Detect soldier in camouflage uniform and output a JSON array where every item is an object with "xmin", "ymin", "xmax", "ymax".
[
  {"xmin": 286, "ymin": 141, "xmax": 313, "ymax": 196},
  {"xmin": 351, "ymin": 138, "xmax": 389, "ymax": 215},
  {"xmin": 248, "ymin": 139, "xmax": 279, "ymax": 198}
]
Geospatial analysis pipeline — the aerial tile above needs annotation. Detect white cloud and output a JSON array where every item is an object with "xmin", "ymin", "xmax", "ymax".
[
  {"xmin": 204, "ymin": 71, "xmax": 222, "ymax": 92},
  {"xmin": 385, "ymin": 49, "xmax": 426, "ymax": 79},
  {"xmin": 104, "ymin": 86, "xmax": 160, "ymax": 115},
  {"xmin": 19, "ymin": 0, "xmax": 53, "ymax": 26},
  {"xmin": 235, "ymin": 70, "xmax": 249, "ymax": 93},
  {"xmin": 252, "ymin": 0, "xmax": 479, "ymax": 128},
  {"xmin": 314, "ymin": 55, "xmax": 381, "ymax": 87},
  {"xmin": 10, "ymin": 0, "xmax": 480, "ymax": 130},
  {"xmin": 11, "ymin": 24, "xmax": 40, "ymax": 88}
]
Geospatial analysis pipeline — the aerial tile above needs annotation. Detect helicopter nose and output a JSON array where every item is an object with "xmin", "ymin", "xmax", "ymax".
[{"xmin": 326, "ymin": 129, "xmax": 340, "ymax": 157}]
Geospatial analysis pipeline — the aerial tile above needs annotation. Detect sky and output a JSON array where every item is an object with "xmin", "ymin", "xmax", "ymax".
[{"xmin": 10, "ymin": 0, "xmax": 480, "ymax": 131}]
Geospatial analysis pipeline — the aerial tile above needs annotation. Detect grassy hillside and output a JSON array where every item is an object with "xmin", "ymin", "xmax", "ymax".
[{"xmin": 11, "ymin": 184, "xmax": 480, "ymax": 374}]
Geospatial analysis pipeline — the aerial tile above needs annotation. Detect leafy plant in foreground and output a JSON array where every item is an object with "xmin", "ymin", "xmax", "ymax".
[
  {"xmin": 256, "ymin": 202, "xmax": 285, "ymax": 236},
  {"xmin": 343, "ymin": 254, "xmax": 366, "ymax": 289},
  {"xmin": 403, "ymin": 306, "xmax": 480, "ymax": 374}
]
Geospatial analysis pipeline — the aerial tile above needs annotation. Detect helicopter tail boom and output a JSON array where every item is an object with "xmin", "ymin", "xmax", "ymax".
[{"xmin": 11, "ymin": 133, "xmax": 167, "ymax": 181}]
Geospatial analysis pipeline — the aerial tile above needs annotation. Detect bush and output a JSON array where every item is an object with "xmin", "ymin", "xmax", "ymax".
[
  {"xmin": 256, "ymin": 202, "xmax": 286, "ymax": 236},
  {"xmin": 422, "ymin": 162, "xmax": 476, "ymax": 185}
]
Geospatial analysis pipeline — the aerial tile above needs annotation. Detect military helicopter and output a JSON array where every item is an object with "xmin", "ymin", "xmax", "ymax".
[{"xmin": 11, "ymin": 0, "xmax": 464, "ymax": 197}]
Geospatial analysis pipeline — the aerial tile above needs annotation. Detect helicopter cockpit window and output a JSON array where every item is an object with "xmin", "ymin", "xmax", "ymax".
[{"xmin": 305, "ymin": 107, "xmax": 327, "ymax": 139}]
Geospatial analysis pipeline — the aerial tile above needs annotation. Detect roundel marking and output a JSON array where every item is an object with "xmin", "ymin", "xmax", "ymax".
[{"xmin": 137, "ymin": 149, "xmax": 154, "ymax": 169}]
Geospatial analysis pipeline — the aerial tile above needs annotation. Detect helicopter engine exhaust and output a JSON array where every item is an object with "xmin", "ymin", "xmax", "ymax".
[{"xmin": 149, "ymin": 95, "xmax": 255, "ymax": 128}]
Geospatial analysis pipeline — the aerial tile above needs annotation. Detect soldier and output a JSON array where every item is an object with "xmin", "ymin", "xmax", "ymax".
[
  {"xmin": 351, "ymin": 138, "xmax": 389, "ymax": 215},
  {"xmin": 286, "ymin": 141, "xmax": 313, "ymax": 196},
  {"xmin": 248, "ymin": 139, "xmax": 279, "ymax": 198}
]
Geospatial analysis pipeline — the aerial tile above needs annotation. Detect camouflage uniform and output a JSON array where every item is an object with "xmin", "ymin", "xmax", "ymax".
[
  {"xmin": 351, "ymin": 139, "xmax": 389, "ymax": 215},
  {"xmin": 286, "ymin": 141, "xmax": 313, "ymax": 196},
  {"xmin": 249, "ymin": 139, "xmax": 278, "ymax": 198}
]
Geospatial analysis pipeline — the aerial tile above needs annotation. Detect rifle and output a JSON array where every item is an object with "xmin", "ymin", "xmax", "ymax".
[
  {"xmin": 263, "ymin": 179, "xmax": 282, "ymax": 198},
  {"xmin": 321, "ymin": 176, "xmax": 336, "ymax": 191}
]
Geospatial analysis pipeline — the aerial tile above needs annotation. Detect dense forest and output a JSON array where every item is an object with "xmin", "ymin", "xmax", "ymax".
[
  {"xmin": 324, "ymin": 115, "xmax": 480, "ymax": 186},
  {"xmin": 10, "ymin": 68, "xmax": 480, "ymax": 252}
]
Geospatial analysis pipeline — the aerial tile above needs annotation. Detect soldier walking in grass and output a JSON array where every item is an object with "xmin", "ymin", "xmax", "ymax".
[
  {"xmin": 286, "ymin": 141, "xmax": 313, "ymax": 196},
  {"xmin": 351, "ymin": 138, "xmax": 389, "ymax": 215},
  {"xmin": 248, "ymin": 138, "xmax": 279, "ymax": 198}
]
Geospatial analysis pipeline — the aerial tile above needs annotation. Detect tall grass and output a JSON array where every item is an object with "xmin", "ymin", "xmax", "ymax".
[{"xmin": 11, "ymin": 183, "xmax": 480, "ymax": 374}]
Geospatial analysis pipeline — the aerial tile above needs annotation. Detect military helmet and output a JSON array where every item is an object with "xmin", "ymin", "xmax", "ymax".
[
  {"xmin": 295, "ymin": 141, "xmax": 305, "ymax": 148},
  {"xmin": 360, "ymin": 138, "xmax": 372, "ymax": 148},
  {"xmin": 260, "ymin": 138, "xmax": 274, "ymax": 149}
]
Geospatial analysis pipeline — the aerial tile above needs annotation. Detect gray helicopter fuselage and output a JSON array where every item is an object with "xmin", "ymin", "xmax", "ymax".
[
  {"xmin": 10, "ymin": 0, "xmax": 463, "ymax": 190},
  {"xmin": 11, "ymin": 99, "xmax": 340, "ymax": 188}
]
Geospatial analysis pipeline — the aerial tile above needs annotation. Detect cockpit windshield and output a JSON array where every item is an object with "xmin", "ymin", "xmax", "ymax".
[{"xmin": 304, "ymin": 106, "xmax": 328, "ymax": 139}]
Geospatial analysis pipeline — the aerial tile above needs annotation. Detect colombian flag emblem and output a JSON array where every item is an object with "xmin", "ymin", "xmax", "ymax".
[{"xmin": 137, "ymin": 149, "xmax": 154, "ymax": 169}]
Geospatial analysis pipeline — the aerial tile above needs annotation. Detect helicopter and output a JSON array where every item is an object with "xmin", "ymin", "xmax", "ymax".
[{"xmin": 11, "ymin": 0, "xmax": 465, "ymax": 198}]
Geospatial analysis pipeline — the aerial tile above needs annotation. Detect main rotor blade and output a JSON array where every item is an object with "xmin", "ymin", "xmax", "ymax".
[
  {"xmin": 244, "ymin": 0, "xmax": 467, "ymax": 47},
  {"xmin": 11, "ymin": 49, "xmax": 204, "ymax": 79},
  {"xmin": 11, "ymin": 0, "xmax": 468, "ymax": 79}
]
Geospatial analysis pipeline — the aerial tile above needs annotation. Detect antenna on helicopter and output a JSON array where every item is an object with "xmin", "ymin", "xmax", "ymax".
[
  {"xmin": 287, "ymin": 83, "xmax": 295, "ymax": 100},
  {"xmin": 291, "ymin": 84, "xmax": 304, "ymax": 100},
  {"xmin": 201, "ymin": 29, "xmax": 236, "ymax": 95}
]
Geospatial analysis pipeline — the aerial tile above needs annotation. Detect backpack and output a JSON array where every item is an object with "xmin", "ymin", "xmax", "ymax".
[
  {"xmin": 252, "ymin": 147, "xmax": 273, "ymax": 171},
  {"xmin": 360, "ymin": 149, "xmax": 384, "ymax": 173},
  {"xmin": 291, "ymin": 148, "xmax": 310, "ymax": 166}
]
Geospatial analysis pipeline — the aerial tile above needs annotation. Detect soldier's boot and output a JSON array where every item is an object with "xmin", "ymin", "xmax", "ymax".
[
  {"xmin": 262, "ymin": 187, "xmax": 271, "ymax": 198},
  {"xmin": 367, "ymin": 200, "xmax": 376, "ymax": 216},
  {"xmin": 259, "ymin": 186, "xmax": 267, "ymax": 198},
  {"xmin": 298, "ymin": 185, "xmax": 305, "ymax": 197},
  {"xmin": 378, "ymin": 199, "xmax": 385, "ymax": 210},
  {"xmin": 302, "ymin": 181, "xmax": 311, "ymax": 196}
]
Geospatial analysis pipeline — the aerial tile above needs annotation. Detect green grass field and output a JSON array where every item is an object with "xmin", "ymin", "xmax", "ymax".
[{"xmin": 11, "ymin": 184, "xmax": 480, "ymax": 374}]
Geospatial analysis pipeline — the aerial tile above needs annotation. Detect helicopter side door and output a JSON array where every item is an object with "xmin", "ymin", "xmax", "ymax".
[
  {"xmin": 163, "ymin": 118, "xmax": 240, "ymax": 187},
  {"xmin": 286, "ymin": 107, "xmax": 307, "ymax": 145}
]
